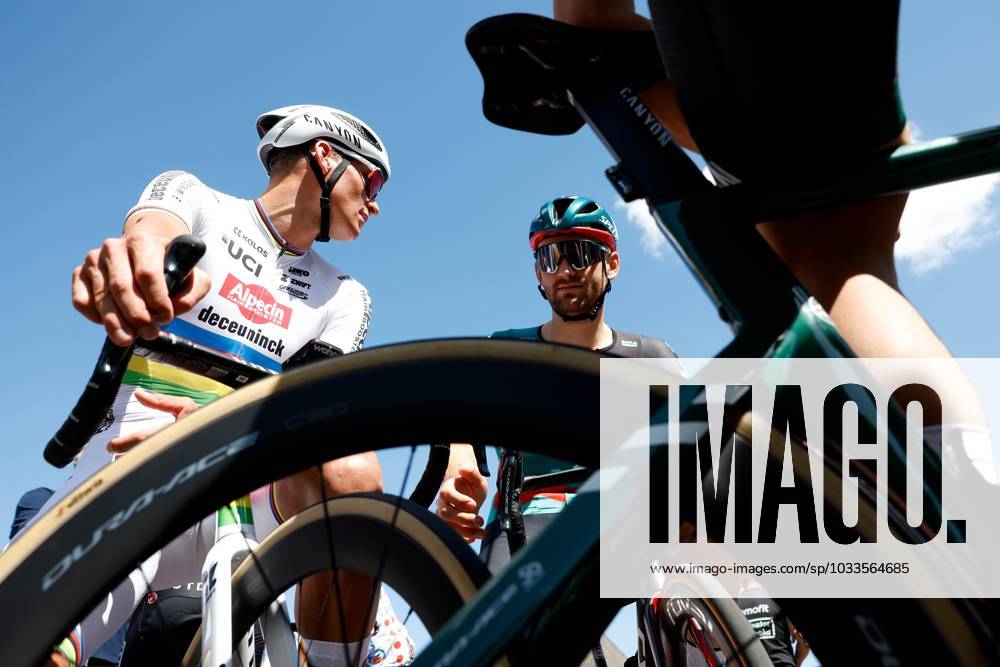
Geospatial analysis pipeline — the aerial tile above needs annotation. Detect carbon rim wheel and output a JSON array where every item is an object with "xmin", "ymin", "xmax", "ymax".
[{"xmin": 0, "ymin": 339, "xmax": 601, "ymax": 665}]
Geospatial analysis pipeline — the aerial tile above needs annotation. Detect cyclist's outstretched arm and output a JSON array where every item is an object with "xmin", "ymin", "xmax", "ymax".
[{"xmin": 71, "ymin": 209, "xmax": 210, "ymax": 347}]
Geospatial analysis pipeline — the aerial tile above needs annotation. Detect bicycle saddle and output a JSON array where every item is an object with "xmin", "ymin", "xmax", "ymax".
[{"xmin": 466, "ymin": 13, "xmax": 665, "ymax": 135}]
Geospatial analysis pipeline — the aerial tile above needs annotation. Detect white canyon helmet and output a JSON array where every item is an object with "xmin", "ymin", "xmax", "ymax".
[{"xmin": 256, "ymin": 105, "xmax": 391, "ymax": 242}]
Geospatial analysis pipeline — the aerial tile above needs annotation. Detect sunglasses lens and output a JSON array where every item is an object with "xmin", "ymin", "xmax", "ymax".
[
  {"xmin": 367, "ymin": 170, "xmax": 384, "ymax": 200},
  {"xmin": 536, "ymin": 244, "xmax": 558, "ymax": 273},
  {"xmin": 564, "ymin": 241, "xmax": 593, "ymax": 270},
  {"xmin": 535, "ymin": 240, "xmax": 603, "ymax": 273}
]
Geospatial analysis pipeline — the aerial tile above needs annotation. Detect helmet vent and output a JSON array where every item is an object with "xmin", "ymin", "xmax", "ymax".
[
  {"xmin": 579, "ymin": 201, "xmax": 599, "ymax": 214},
  {"xmin": 272, "ymin": 117, "xmax": 296, "ymax": 143},
  {"xmin": 553, "ymin": 197, "xmax": 573, "ymax": 220},
  {"xmin": 333, "ymin": 112, "xmax": 382, "ymax": 151}
]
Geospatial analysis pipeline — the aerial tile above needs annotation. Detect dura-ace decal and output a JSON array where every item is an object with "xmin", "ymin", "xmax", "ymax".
[{"xmin": 42, "ymin": 432, "xmax": 259, "ymax": 592}]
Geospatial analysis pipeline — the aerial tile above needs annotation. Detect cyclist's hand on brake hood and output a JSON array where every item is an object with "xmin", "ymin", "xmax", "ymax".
[
  {"xmin": 436, "ymin": 465, "xmax": 488, "ymax": 543},
  {"xmin": 106, "ymin": 390, "xmax": 199, "ymax": 455},
  {"xmin": 72, "ymin": 218, "xmax": 211, "ymax": 346}
]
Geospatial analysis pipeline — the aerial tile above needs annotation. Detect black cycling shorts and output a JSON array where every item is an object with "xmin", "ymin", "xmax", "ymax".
[
  {"xmin": 647, "ymin": 0, "xmax": 907, "ymax": 186},
  {"xmin": 119, "ymin": 584, "xmax": 265, "ymax": 666},
  {"xmin": 119, "ymin": 585, "xmax": 203, "ymax": 667}
]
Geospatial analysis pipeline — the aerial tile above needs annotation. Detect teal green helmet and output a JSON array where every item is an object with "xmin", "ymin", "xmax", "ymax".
[{"xmin": 528, "ymin": 196, "xmax": 618, "ymax": 252}]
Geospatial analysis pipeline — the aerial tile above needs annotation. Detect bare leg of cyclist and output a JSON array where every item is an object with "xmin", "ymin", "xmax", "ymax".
[
  {"xmin": 554, "ymin": 0, "xmax": 649, "ymax": 30},
  {"xmin": 274, "ymin": 453, "xmax": 382, "ymax": 656},
  {"xmin": 757, "ymin": 192, "xmax": 992, "ymax": 482},
  {"xmin": 756, "ymin": 184, "xmax": 986, "ymax": 427}
]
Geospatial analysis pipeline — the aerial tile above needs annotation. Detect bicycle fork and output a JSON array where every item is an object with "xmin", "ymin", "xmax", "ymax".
[{"xmin": 202, "ymin": 497, "xmax": 259, "ymax": 667}]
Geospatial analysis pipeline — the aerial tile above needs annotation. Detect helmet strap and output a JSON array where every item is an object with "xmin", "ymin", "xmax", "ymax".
[
  {"xmin": 539, "ymin": 257, "xmax": 613, "ymax": 322},
  {"xmin": 307, "ymin": 152, "xmax": 351, "ymax": 243}
]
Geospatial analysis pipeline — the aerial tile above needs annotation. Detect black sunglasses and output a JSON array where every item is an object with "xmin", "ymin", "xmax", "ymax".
[{"xmin": 534, "ymin": 239, "xmax": 607, "ymax": 273}]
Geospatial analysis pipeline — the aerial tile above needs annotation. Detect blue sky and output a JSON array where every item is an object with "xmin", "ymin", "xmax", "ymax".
[{"xmin": 2, "ymin": 0, "xmax": 999, "ymax": 659}]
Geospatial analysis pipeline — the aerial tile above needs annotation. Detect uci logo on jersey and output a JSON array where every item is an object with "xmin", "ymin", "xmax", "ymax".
[{"xmin": 223, "ymin": 234, "xmax": 263, "ymax": 278}]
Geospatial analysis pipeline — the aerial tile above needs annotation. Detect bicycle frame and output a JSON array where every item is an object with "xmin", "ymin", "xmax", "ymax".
[
  {"xmin": 200, "ymin": 499, "xmax": 270, "ymax": 667},
  {"xmin": 417, "ymin": 13, "xmax": 1000, "ymax": 666}
]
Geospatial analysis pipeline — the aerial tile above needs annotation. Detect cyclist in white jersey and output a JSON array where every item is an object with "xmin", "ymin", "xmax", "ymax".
[{"xmin": 30, "ymin": 105, "xmax": 413, "ymax": 667}]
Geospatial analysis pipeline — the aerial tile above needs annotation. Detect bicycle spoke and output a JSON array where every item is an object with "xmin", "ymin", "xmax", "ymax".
[
  {"xmin": 352, "ymin": 444, "xmax": 421, "ymax": 665},
  {"xmin": 300, "ymin": 574, "xmax": 345, "ymax": 664},
  {"xmin": 298, "ymin": 445, "xmax": 420, "ymax": 666},
  {"xmin": 367, "ymin": 445, "xmax": 419, "ymax": 630}
]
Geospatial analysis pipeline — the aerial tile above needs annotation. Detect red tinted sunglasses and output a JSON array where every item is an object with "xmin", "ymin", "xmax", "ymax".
[{"xmin": 353, "ymin": 160, "xmax": 384, "ymax": 201}]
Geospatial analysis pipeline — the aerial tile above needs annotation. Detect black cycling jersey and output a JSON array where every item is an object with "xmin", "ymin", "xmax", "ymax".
[
  {"xmin": 489, "ymin": 325, "xmax": 683, "ymax": 491},
  {"xmin": 604, "ymin": 329, "xmax": 678, "ymax": 358},
  {"xmin": 482, "ymin": 325, "xmax": 684, "ymax": 567},
  {"xmin": 739, "ymin": 595, "xmax": 798, "ymax": 667},
  {"xmin": 491, "ymin": 325, "xmax": 681, "ymax": 360}
]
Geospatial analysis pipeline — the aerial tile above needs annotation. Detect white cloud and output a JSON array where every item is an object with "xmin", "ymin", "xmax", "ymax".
[
  {"xmin": 895, "ymin": 173, "xmax": 1000, "ymax": 274},
  {"xmin": 614, "ymin": 199, "xmax": 669, "ymax": 259}
]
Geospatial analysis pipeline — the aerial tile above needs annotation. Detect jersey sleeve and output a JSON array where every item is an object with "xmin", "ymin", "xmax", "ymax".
[
  {"xmin": 642, "ymin": 338, "xmax": 687, "ymax": 377},
  {"xmin": 319, "ymin": 279, "xmax": 372, "ymax": 354},
  {"xmin": 642, "ymin": 337, "xmax": 678, "ymax": 358},
  {"xmin": 655, "ymin": 342, "xmax": 687, "ymax": 377},
  {"xmin": 124, "ymin": 171, "xmax": 213, "ymax": 232}
]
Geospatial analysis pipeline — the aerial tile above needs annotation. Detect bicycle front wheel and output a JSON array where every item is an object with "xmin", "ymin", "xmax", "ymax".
[{"xmin": 0, "ymin": 339, "xmax": 602, "ymax": 666}]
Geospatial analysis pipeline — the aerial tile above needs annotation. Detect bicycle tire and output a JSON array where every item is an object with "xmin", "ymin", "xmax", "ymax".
[
  {"xmin": 181, "ymin": 493, "xmax": 492, "ymax": 666},
  {"xmin": 0, "ymin": 339, "xmax": 603, "ymax": 666}
]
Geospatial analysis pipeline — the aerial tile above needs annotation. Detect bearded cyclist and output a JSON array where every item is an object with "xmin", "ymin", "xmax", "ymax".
[
  {"xmin": 436, "ymin": 197, "xmax": 807, "ymax": 665},
  {"xmin": 435, "ymin": 195, "xmax": 683, "ymax": 566},
  {"xmin": 436, "ymin": 197, "xmax": 682, "ymax": 665},
  {"xmin": 26, "ymin": 105, "xmax": 412, "ymax": 666}
]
